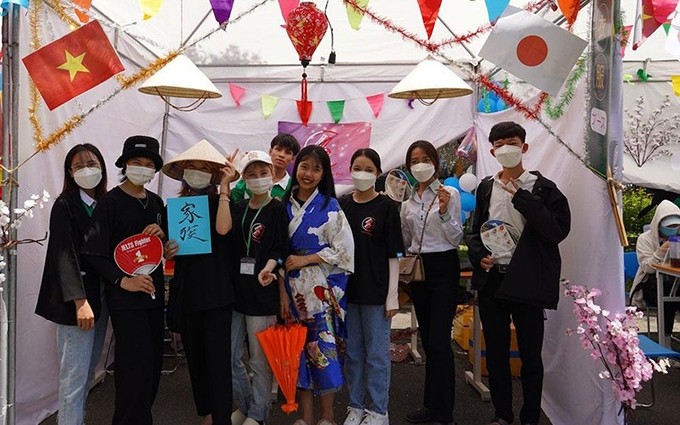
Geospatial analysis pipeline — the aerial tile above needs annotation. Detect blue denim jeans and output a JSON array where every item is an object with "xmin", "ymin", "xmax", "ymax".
[
  {"xmin": 344, "ymin": 303, "xmax": 391, "ymax": 415},
  {"xmin": 56, "ymin": 301, "xmax": 109, "ymax": 425},
  {"xmin": 231, "ymin": 311, "xmax": 276, "ymax": 421}
]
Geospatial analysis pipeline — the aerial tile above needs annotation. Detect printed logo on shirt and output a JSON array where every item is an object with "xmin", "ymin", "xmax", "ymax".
[
  {"xmin": 361, "ymin": 217, "xmax": 376, "ymax": 236},
  {"xmin": 252, "ymin": 223, "xmax": 265, "ymax": 243}
]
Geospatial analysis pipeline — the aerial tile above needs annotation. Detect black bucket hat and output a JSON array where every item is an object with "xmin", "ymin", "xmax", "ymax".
[{"xmin": 115, "ymin": 135, "xmax": 163, "ymax": 171}]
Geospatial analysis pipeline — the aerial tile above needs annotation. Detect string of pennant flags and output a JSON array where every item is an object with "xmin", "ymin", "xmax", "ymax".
[{"xmin": 227, "ymin": 82, "xmax": 386, "ymax": 122}]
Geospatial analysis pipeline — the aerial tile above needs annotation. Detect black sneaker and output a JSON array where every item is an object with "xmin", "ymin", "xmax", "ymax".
[{"xmin": 406, "ymin": 407, "xmax": 432, "ymax": 424}]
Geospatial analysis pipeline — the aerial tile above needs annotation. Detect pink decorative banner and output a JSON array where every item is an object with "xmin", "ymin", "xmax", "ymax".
[
  {"xmin": 278, "ymin": 121, "xmax": 372, "ymax": 184},
  {"xmin": 229, "ymin": 83, "xmax": 246, "ymax": 107},
  {"xmin": 278, "ymin": 0, "xmax": 299, "ymax": 23},
  {"xmin": 366, "ymin": 93, "xmax": 384, "ymax": 118}
]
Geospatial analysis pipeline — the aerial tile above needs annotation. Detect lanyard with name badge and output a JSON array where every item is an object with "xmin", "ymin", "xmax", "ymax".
[{"xmin": 240, "ymin": 199, "xmax": 267, "ymax": 275}]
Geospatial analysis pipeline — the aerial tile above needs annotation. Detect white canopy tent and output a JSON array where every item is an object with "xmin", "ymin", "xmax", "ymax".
[{"xmin": 1, "ymin": 0, "xmax": 677, "ymax": 424}]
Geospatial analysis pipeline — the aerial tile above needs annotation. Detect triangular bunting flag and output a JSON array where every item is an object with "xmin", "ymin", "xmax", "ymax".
[
  {"xmin": 278, "ymin": 0, "xmax": 299, "ymax": 23},
  {"xmin": 417, "ymin": 0, "xmax": 443, "ymax": 39},
  {"xmin": 327, "ymin": 100, "xmax": 345, "ymax": 123},
  {"xmin": 74, "ymin": 0, "xmax": 93, "ymax": 23},
  {"xmin": 139, "ymin": 0, "xmax": 163, "ymax": 20},
  {"xmin": 229, "ymin": 83, "xmax": 246, "ymax": 107},
  {"xmin": 297, "ymin": 100, "xmax": 312, "ymax": 126},
  {"xmin": 672, "ymin": 75, "xmax": 680, "ymax": 96},
  {"xmin": 478, "ymin": 7, "xmax": 587, "ymax": 95},
  {"xmin": 366, "ymin": 93, "xmax": 384, "ymax": 118},
  {"xmin": 261, "ymin": 95, "xmax": 279, "ymax": 118},
  {"xmin": 22, "ymin": 20, "xmax": 125, "ymax": 110},
  {"xmin": 663, "ymin": 22, "xmax": 671, "ymax": 34},
  {"xmin": 209, "ymin": 0, "xmax": 235, "ymax": 25},
  {"xmin": 556, "ymin": 0, "xmax": 579, "ymax": 26},
  {"xmin": 651, "ymin": 0, "xmax": 677, "ymax": 24},
  {"xmin": 485, "ymin": 0, "xmax": 510, "ymax": 23},
  {"xmin": 346, "ymin": 0, "xmax": 369, "ymax": 30}
]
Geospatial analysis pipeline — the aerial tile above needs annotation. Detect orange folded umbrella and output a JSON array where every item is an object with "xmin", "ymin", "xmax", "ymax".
[{"xmin": 256, "ymin": 323, "xmax": 308, "ymax": 413}]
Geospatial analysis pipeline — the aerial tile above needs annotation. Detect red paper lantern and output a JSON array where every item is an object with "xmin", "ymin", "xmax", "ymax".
[{"xmin": 286, "ymin": 2, "xmax": 328, "ymax": 67}]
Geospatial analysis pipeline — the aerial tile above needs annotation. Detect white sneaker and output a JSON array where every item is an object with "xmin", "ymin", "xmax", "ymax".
[
  {"xmin": 343, "ymin": 407, "xmax": 365, "ymax": 425},
  {"xmin": 231, "ymin": 409, "xmax": 247, "ymax": 425},
  {"xmin": 360, "ymin": 410, "xmax": 389, "ymax": 425}
]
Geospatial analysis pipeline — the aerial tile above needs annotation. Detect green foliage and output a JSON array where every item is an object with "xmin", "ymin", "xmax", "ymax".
[{"xmin": 622, "ymin": 186, "xmax": 654, "ymax": 248}]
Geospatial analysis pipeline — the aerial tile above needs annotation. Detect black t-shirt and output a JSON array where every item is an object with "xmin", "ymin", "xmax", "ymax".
[
  {"xmin": 232, "ymin": 198, "xmax": 289, "ymax": 316},
  {"xmin": 82, "ymin": 186, "xmax": 166, "ymax": 311},
  {"xmin": 340, "ymin": 193, "xmax": 404, "ymax": 305},
  {"xmin": 172, "ymin": 196, "xmax": 236, "ymax": 312}
]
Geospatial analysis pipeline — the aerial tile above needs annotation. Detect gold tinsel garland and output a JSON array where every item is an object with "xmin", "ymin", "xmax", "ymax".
[{"xmin": 27, "ymin": 0, "xmax": 267, "ymax": 157}]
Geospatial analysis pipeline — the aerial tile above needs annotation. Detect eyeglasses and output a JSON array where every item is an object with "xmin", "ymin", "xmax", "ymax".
[{"xmin": 71, "ymin": 161, "xmax": 100, "ymax": 172}]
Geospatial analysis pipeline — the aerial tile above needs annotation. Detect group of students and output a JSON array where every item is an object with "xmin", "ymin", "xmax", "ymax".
[{"xmin": 35, "ymin": 120, "xmax": 572, "ymax": 425}]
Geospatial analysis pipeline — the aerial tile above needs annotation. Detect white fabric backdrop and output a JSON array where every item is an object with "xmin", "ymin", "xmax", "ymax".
[{"xmin": 475, "ymin": 82, "xmax": 624, "ymax": 425}]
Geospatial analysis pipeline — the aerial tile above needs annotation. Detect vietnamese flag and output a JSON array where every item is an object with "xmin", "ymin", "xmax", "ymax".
[{"xmin": 22, "ymin": 20, "xmax": 125, "ymax": 110}]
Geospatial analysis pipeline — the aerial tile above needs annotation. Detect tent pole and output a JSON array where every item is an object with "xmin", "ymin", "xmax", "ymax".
[
  {"xmin": 1, "ymin": 3, "xmax": 20, "ymax": 425},
  {"xmin": 157, "ymin": 103, "xmax": 171, "ymax": 197}
]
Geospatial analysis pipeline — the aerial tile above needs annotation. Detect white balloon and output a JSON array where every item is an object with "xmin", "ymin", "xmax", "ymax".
[{"xmin": 459, "ymin": 173, "xmax": 478, "ymax": 193}]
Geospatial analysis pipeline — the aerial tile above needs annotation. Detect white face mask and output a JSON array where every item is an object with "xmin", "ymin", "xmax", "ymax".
[
  {"xmin": 183, "ymin": 169, "xmax": 213, "ymax": 190},
  {"xmin": 73, "ymin": 167, "xmax": 102, "ymax": 190},
  {"xmin": 410, "ymin": 163, "xmax": 435, "ymax": 183},
  {"xmin": 125, "ymin": 165, "xmax": 156, "ymax": 186},
  {"xmin": 494, "ymin": 145, "xmax": 523, "ymax": 168},
  {"xmin": 351, "ymin": 171, "xmax": 377, "ymax": 192},
  {"xmin": 246, "ymin": 176, "xmax": 274, "ymax": 195}
]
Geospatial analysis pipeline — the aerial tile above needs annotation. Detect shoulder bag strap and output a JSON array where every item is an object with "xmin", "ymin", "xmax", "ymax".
[{"xmin": 416, "ymin": 193, "xmax": 438, "ymax": 255}]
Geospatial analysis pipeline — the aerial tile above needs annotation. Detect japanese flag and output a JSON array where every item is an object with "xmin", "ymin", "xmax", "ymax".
[
  {"xmin": 479, "ymin": 7, "xmax": 587, "ymax": 95},
  {"xmin": 665, "ymin": 3, "xmax": 680, "ymax": 60}
]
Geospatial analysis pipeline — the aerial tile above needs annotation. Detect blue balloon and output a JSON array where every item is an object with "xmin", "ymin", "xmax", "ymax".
[
  {"xmin": 496, "ymin": 98, "xmax": 507, "ymax": 111},
  {"xmin": 487, "ymin": 91, "xmax": 499, "ymax": 102},
  {"xmin": 460, "ymin": 192, "xmax": 476, "ymax": 212},
  {"xmin": 444, "ymin": 177, "xmax": 461, "ymax": 191}
]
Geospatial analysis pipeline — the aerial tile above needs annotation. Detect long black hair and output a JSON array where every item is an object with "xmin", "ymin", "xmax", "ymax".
[
  {"xmin": 62, "ymin": 144, "xmax": 108, "ymax": 199},
  {"xmin": 283, "ymin": 145, "xmax": 336, "ymax": 208}
]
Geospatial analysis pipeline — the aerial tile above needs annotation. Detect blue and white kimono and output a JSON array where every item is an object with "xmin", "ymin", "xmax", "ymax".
[{"xmin": 285, "ymin": 188, "xmax": 354, "ymax": 393}]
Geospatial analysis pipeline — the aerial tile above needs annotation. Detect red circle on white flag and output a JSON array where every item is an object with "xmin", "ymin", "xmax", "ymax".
[{"xmin": 516, "ymin": 35, "xmax": 548, "ymax": 67}]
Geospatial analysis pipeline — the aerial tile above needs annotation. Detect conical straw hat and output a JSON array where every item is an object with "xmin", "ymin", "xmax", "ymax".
[{"xmin": 162, "ymin": 139, "xmax": 227, "ymax": 184}]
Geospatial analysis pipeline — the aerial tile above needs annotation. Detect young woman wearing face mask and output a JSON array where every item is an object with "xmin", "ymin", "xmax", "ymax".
[
  {"xmin": 35, "ymin": 144, "xmax": 109, "ymax": 425},
  {"xmin": 338, "ymin": 148, "xmax": 404, "ymax": 425},
  {"xmin": 81, "ymin": 135, "xmax": 167, "ymax": 425},
  {"xmin": 161, "ymin": 140, "xmax": 240, "ymax": 425},
  {"xmin": 401, "ymin": 140, "xmax": 463, "ymax": 425},
  {"xmin": 215, "ymin": 150, "xmax": 289, "ymax": 425}
]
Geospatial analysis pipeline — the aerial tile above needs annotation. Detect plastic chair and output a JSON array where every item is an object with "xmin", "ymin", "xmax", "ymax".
[
  {"xmin": 624, "ymin": 251, "xmax": 639, "ymax": 280},
  {"xmin": 637, "ymin": 335, "xmax": 680, "ymax": 408}
]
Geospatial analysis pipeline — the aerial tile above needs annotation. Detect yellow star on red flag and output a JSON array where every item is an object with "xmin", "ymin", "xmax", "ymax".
[{"xmin": 57, "ymin": 50, "xmax": 90, "ymax": 81}]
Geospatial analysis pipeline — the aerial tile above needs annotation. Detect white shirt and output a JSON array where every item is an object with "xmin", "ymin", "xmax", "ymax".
[
  {"xmin": 274, "ymin": 172, "xmax": 290, "ymax": 192},
  {"xmin": 400, "ymin": 180, "xmax": 463, "ymax": 254},
  {"xmin": 488, "ymin": 170, "xmax": 537, "ymax": 264},
  {"xmin": 79, "ymin": 189, "xmax": 96, "ymax": 208}
]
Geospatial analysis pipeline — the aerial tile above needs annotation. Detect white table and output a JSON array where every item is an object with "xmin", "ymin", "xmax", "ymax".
[{"xmin": 651, "ymin": 263, "xmax": 680, "ymax": 346}]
